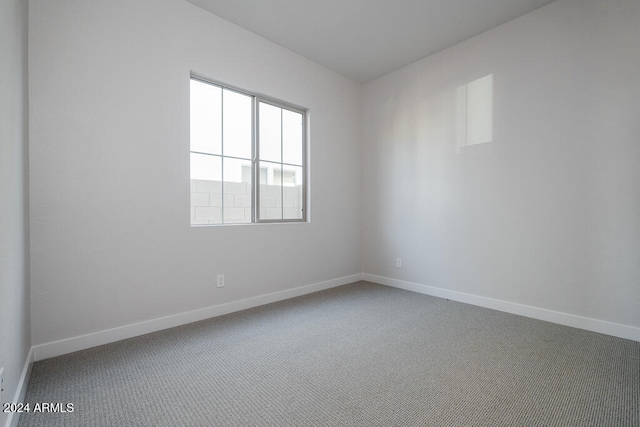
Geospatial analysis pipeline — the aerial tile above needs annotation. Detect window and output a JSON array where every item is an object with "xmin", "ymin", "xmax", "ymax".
[{"xmin": 190, "ymin": 77, "xmax": 306, "ymax": 225}]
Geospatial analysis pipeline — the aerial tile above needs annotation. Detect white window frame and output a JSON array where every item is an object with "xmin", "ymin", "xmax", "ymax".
[{"xmin": 190, "ymin": 75, "xmax": 307, "ymax": 225}]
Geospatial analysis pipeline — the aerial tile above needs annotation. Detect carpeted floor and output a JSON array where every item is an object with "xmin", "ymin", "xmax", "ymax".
[{"xmin": 18, "ymin": 281, "xmax": 640, "ymax": 426}]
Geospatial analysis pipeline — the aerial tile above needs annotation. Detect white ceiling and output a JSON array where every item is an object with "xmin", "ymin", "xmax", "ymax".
[{"xmin": 187, "ymin": 0, "xmax": 556, "ymax": 83}]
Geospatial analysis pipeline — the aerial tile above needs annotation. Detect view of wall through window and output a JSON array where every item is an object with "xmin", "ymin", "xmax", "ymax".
[{"xmin": 190, "ymin": 77, "xmax": 306, "ymax": 225}]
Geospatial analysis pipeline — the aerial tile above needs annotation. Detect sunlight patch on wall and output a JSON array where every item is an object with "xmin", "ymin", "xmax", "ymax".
[{"xmin": 456, "ymin": 74, "xmax": 493, "ymax": 152}]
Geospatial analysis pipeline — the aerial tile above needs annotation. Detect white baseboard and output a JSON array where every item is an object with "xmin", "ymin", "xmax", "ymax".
[
  {"xmin": 31, "ymin": 271, "xmax": 637, "ymax": 362},
  {"xmin": 33, "ymin": 273, "xmax": 364, "ymax": 361},
  {"xmin": 363, "ymin": 274, "xmax": 640, "ymax": 343},
  {"xmin": 5, "ymin": 347, "xmax": 34, "ymax": 427}
]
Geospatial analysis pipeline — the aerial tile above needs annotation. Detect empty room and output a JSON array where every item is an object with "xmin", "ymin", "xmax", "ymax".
[{"xmin": 1, "ymin": 0, "xmax": 639, "ymax": 425}]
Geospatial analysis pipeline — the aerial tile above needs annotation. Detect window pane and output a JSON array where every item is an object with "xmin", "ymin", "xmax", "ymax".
[
  {"xmin": 190, "ymin": 153, "xmax": 222, "ymax": 225},
  {"xmin": 223, "ymin": 157, "xmax": 252, "ymax": 223},
  {"xmin": 282, "ymin": 110, "xmax": 303, "ymax": 165},
  {"xmin": 283, "ymin": 165, "xmax": 303, "ymax": 220},
  {"xmin": 259, "ymin": 161, "xmax": 282, "ymax": 220},
  {"xmin": 190, "ymin": 80, "xmax": 221, "ymax": 155},
  {"xmin": 259, "ymin": 102, "xmax": 281, "ymax": 163},
  {"xmin": 190, "ymin": 152, "xmax": 221, "ymax": 181},
  {"xmin": 223, "ymin": 89, "xmax": 252, "ymax": 159}
]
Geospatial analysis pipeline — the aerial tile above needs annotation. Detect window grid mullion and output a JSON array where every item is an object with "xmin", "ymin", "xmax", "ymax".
[
  {"xmin": 191, "ymin": 151, "xmax": 251, "ymax": 163},
  {"xmin": 255, "ymin": 99, "xmax": 261, "ymax": 222},
  {"xmin": 220, "ymin": 88, "xmax": 225, "ymax": 223},
  {"xmin": 251, "ymin": 95, "xmax": 256, "ymax": 223},
  {"xmin": 280, "ymin": 108, "xmax": 284, "ymax": 220}
]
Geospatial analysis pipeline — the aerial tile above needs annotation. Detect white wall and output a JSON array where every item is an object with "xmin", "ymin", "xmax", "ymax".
[
  {"xmin": 0, "ymin": 0, "xmax": 30, "ymax": 423},
  {"xmin": 29, "ymin": 0, "xmax": 362, "ymax": 351},
  {"xmin": 362, "ymin": 0, "xmax": 640, "ymax": 332},
  {"xmin": 27, "ymin": 0, "xmax": 640, "ymax": 358}
]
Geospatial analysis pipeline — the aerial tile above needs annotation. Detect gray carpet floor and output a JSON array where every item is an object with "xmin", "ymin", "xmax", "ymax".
[{"xmin": 18, "ymin": 281, "xmax": 640, "ymax": 426}]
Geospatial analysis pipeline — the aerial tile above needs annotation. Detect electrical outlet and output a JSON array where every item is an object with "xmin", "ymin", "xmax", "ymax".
[
  {"xmin": 396, "ymin": 258, "xmax": 402, "ymax": 268},
  {"xmin": 216, "ymin": 274, "xmax": 225, "ymax": 288}
]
